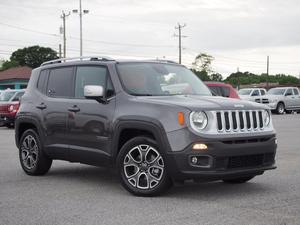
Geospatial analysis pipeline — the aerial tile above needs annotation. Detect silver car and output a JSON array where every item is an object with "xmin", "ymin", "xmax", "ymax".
[{"xmin": 265, "ymin": 87, "xmax": 300, "ymax": 114}]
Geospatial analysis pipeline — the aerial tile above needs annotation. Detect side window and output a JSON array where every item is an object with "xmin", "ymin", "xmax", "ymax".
[
  {"xmin": 47, "ymin": 67, "xmax": 74, "ymax": 98},
  {"xmin": 252, "ymin": 90, "xmax": 259, "ymax": 96},
  {"xmin": 285, "ymin": 89, "xmax": 293, "ymax": 96},
  {"xmin": 75, "ymin": 66, "xmax": 114, "ymax": 98},
  {"xmin": 260, "ymin": 89, "xmax": 266, "ymax": 96},
  {"xmin": 221, "ymin": 87, "xmax": 230, "ymax": 97},
  {"xmin": 208, "ymin": 86, "xmax": 222, "ymax": 96},
  {"xmin": 293, "ymin": 88, "xmax": 299, "ymax": 95},
  {"xmin": 12, "ymin": 92, "xmax": 24, "ymax": 101},
  {"xmin": 37, "ymin": 70, "xmax": 48, "ymax": 94}
]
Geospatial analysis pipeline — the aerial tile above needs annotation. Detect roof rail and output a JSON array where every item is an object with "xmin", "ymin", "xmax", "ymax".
[
  {"xmin": 152, "ymin": 59, "xmax": 178, "ymax": 64},
  {"xmin": 41, "ymin": 56, "xmax": 114, "ymax": 66}
]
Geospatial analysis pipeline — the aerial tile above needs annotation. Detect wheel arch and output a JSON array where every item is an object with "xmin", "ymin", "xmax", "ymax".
[
  {"xmin": 15, "ymin": 116, "xmax": 43, "ymax": 148},
  {"xmin": 111, "ymin": 117, "xmax": 171, "ymax": 161}
]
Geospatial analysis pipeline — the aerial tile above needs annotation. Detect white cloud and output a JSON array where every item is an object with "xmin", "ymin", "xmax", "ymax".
[{"xmin": 0, "ymin": 0, "xmax": 299, "ymax": 77}]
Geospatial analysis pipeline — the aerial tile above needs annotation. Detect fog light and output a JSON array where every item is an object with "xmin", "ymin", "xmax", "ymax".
[
  {"xmin": 192, "ymin": 143, "xmax": 208, "ymax": 150},
  {"xmin": 191, "ymin": 156, "xmax": 198, "ymax": 164}
]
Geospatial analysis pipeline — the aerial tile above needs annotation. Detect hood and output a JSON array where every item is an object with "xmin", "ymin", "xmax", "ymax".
[
  {"xmin": 135, "ymin": 95, "xmax": 268, "ymax": 111},
  {"xmin": 239, "ymin": 95, "xmax": 252, "ymax": 100}
]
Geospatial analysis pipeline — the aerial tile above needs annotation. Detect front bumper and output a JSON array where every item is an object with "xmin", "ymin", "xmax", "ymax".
[
  {"xmin": 266, "ymin": 102, "xmax": 277, "ymax": 110},
  {"xmin": 0, "ymin": 114, "xmax": 15, "ymax": 126},
  {"xmin": 165, "ymin": 134, "xmax": 277, "ymax": 181}
]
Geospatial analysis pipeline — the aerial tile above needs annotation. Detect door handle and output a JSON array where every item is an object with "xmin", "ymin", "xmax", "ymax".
[
  {"xmin": 68, "ymin": 105, "xmax": 80, "ymax": 113},
  {"xmin": 36, "ymin": 103, "xmax": 47, "ymax": 110}
]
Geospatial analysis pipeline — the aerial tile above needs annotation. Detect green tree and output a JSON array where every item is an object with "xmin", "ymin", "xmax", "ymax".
[
  {"xmin": 192, "ymin": 53, "xmax": 214, "ymax": 74},
  {"xmin": 1, "ymin": 60, "xmax": 19, "ymax": 71},
  {"xmin": 10, "ymin": 45, "xmax": 58, "ymax": 68},
  {"xmin": 210, "ymin": 73, "xmax": 223, "ymax": 82},
  {"xmin": 191, "ymin": 69, "xmax": 211, "ymax": 81}
]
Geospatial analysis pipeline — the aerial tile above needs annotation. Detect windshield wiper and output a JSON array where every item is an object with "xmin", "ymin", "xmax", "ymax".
[{"xmin": 131, "ymin": 93, "xmax": 153, "ymax": 96}]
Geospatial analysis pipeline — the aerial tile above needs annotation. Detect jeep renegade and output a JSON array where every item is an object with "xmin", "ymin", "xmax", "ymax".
[{"xmin": 15, "ymin": 56, "xmax": 277, "ymax": 196}]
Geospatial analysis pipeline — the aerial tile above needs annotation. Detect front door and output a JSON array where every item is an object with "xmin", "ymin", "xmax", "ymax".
[
  {"xmin": 42, "ymin": 66, "xmax": 75, "ymax": 159},
  {"xmin": 67, "ymin": 65, "xmax": 116, "ymax": 165},
  {"xmin": 284, "ymin": 88, "xmax": 295, "ymax": 109}
]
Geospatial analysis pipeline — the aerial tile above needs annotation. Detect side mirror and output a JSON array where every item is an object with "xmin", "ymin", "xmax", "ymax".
[
  {"xmin": 285, "ymin": 92, "xmax": 292, "ymax": 96},
  {"xmin": 84, "ymin": 85, "xmax": 104, "ymax": 99}
]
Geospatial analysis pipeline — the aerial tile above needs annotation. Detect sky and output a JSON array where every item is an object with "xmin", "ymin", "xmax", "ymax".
[{"xmin": 0, "ymin": 0, "xmax": 300, "ymax": 78}]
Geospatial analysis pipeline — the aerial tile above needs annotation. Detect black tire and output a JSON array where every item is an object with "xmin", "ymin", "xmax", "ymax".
[
  {"xmin": 276, "ymin": 102, "xmax": 285, "ymax": 114},
  {"xmin": 223, "ymin": 176, "xmax": 255, "ymax": 184},
  {"xmin": 117, "ymin": 136, "xmax": 172, "ymax": 197},
  {"xmin": 19, "ymin": 129, "xmax": 52, "ymax": 176}
]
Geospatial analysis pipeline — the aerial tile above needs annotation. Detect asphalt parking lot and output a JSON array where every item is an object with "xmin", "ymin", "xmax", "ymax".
[{"xmin": 0, "ymin": 115, "xmax": 300, "ymax": 225}]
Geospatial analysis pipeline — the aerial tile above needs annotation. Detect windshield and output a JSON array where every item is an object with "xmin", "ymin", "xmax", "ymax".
[
  {"xmin": 238, "ymin": 89, "xmax": 252, "ymax": 95},
  {"xmin": 117, "ymin": 63, "xmax": 212, "ymax": 96},
  {"xmin": 0, "ymin": 91, "xmax": 16, "ymax": 102},
  {"xmin": 268, "ymin": 88, "xmax": 285, "ymax": 95}
]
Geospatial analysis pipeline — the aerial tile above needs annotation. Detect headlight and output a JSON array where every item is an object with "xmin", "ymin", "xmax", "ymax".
[
  {"xmin": 263, "ymin": 110, "xmax": 270, "ymax": 126},
  {"xmin": 190, "ymin": 111, "xmax": 208, "ymax": 132},
  {"xmin": 270, "ymin": 99, "xmax": 278, "ymax": 103},
  {"xmin": 8, "ymin": 105, "xmax": 14, "ymax": 112}
]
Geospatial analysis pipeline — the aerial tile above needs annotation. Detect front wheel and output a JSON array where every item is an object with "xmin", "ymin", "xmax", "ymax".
[
  {"xmin": 19, "ymin": 129, "xmax": 52, "ymax": 175},
  {"xmin": 276, "ymin": 102, "xmax": 285, "ymax": 114},
  {"xmin": 223, "ymin": 176, "xmax": 255, "ymax": 184},
  {"xmin": 117, "ymin": 136, "xmax": 172, "ymax": 197}
]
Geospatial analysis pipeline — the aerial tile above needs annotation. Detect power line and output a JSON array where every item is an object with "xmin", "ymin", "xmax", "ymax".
[
  {"xmin": 0, "ymin": 22, "xmax": 59, "ymax": 37},
  {"xmin": 0, "ymin": 22, "xmax": 175, "ymax": 48}
]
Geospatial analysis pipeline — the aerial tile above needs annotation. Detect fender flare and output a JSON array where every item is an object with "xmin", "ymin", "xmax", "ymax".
[
  {"xmin": 111, "ymin": 116, "xmax": 172, "ymax": 159},
  {"xmin": 15, "ymin": 115, "xmax": 44, "ymax": 148}
]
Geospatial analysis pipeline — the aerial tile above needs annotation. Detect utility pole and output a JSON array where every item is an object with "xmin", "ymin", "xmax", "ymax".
[
  {"xmin": 266, "ymin": 56, "xmax": 269, "ymax": 89},
  {"xmin": 61, "ymin": 11, "xmax": 70, "ymax": 58},
  {"xmin": 174, "ymin": 23, "xmax": 186, "ymax": 64},
  {"xmin": 73, "ymin": 0, "xmax": 89, "ymax": 56},
  {"xmin": 58, "ymin": 44, "xmax": 62, "ymax": 58},
  {"xmin": 237, "ymin": 67, "xmax": 240, "ymax": 90}
]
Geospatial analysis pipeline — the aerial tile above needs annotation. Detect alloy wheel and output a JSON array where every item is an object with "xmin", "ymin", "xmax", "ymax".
[
  {"xmin": 123, "ymin": 144, "xmax": 164, "ymax": 190},
  {"xmin": 21, "ymin": 135, "xmax": 38, "ymax": 170}
]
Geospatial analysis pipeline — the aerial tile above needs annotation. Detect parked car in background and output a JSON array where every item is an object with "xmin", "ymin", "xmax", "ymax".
[
  {"xmin": 264, "ymin": 87, "xmax": 300, "ymax": 114},
  {"xmin": 238, "ymin": 88, "xmax": 268, "ymax": 104},
  {"xmin": 0, "ymin": 89, "xmax": 25, "ymax": 128},
  {"xmin": 205, "ymin": 82, "xmax": 240, "ymax": 99}
]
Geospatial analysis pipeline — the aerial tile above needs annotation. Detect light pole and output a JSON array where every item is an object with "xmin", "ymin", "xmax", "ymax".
[{"xmin": 73, "ymin": 0, "xmax": 89, "ymax": 56}]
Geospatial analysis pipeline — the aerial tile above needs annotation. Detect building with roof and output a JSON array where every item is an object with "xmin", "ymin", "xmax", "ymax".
[{"xmin": 0, "ymin": 66, "xmax": 32, "ymax": 90}]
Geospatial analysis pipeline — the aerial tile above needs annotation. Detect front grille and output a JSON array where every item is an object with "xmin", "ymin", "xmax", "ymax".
[
  {"xmin": 262, "ymin": 98, "xmax": 270, "ymax": 104},
  {"xmin": 215, "ymin": 153, "xmax": 275, "ymax": 169},
  {"xmin": 216, "ymin": 110, "xmax": 265, "ymax": 133}
]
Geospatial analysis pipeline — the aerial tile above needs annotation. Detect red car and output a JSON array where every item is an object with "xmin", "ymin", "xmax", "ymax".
[
  {"xmin": 205, "ymin": 82, "xmax": 240, "ymax": 99},
  {"xmin": 0, "ymin": 90, "xmax": 25, "ymax": 128}
]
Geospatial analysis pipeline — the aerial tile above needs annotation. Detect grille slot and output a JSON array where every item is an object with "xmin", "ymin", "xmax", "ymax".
[
  {"xmin": 216, "ymin": 110, "xmax": 264, "ymax": 133},
  {"xmin": 227, "ymin": 154, "xmax": 264, "ymax": 169}
]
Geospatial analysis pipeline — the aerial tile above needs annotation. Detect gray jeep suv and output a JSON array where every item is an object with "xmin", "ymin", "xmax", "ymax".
[{"xmin": 15, "ymin": 56, "xmax": 277, "ymax": 196}]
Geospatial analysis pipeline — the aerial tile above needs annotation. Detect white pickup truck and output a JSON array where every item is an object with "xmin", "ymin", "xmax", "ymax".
[
  {"xmin": 264, "ymin": 87, "xmax": 300, "ymax": 114},
  {"xmin": 238, "ymin": 88, "xmax": 268, "ymax": 104}
]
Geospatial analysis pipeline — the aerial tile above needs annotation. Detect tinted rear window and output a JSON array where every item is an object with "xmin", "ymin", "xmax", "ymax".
[{"xmin": 47, "ymin": 67, "xmax": 74, "ymax": 98}]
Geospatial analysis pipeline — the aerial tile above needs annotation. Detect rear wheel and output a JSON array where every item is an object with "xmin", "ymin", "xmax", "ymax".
[
  {"xmin": 276, "ymin": 102, "xmax": 285, "ymax": 114},
  {"xmin": 223, "ymin": 176, "xmax": 255, "ymax": 184},
  {"xmin": 117, "ymin": 136, "xmax": 172, "ymax": 196},
  {"xmin": 19, "ymin": 129, "xmax": 52, "ymax": 175}
]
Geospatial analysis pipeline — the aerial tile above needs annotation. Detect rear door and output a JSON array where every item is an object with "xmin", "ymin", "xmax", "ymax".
[
  {"xmin": 66, "ymin": 65, "xmax": 116, "ymax": 165},
  {"xmin": 40, "ymin": 66, "xmax": 75, "ymax": 159},
  {"xmin": 293, "ymin": 88, "xmax": 300, "ymax": 109}
]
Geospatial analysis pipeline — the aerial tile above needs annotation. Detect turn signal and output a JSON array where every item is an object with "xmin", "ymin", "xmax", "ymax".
[{"xmin": 178, "ymin": 112, "xmax": 185, "ymax": 126}]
